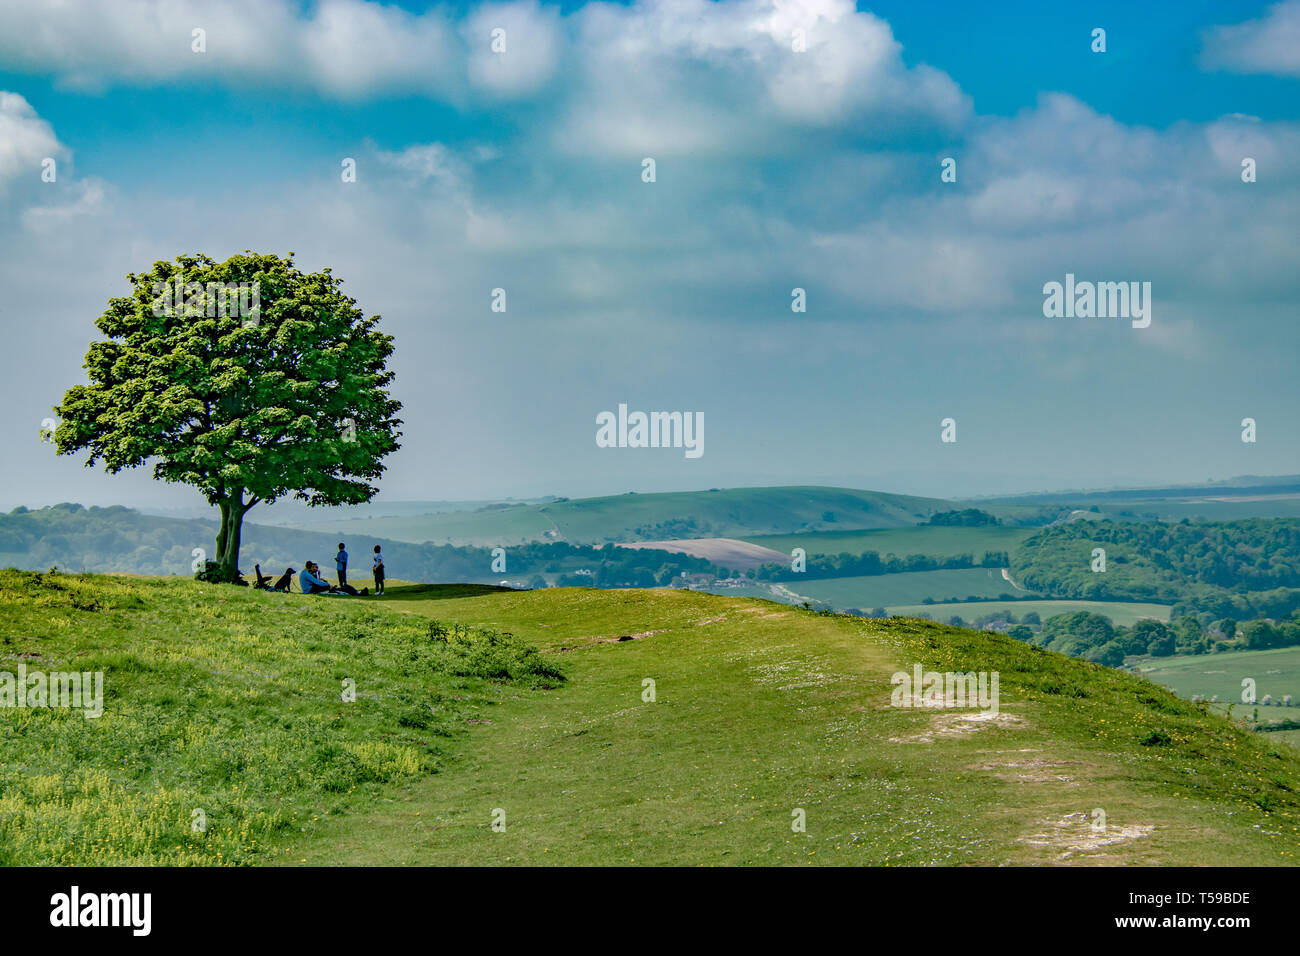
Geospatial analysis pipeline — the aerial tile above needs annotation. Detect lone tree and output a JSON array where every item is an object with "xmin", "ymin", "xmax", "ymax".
[{"xmin": 54, "ymin": 252, "xmax": 402, "ymax": 579}]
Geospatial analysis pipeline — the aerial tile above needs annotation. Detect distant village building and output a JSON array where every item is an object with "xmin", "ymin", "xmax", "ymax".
[{"xmin": 675, "ymin": 572, "xmax": 716, "ymax": 589}]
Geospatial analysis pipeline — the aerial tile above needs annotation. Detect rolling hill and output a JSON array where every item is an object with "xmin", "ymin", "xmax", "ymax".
[
  {"xmin": 284, "ymin": 486, "xmax": 957, "ymax": 546},
  {"xmin": 974, "ymin": 476, "xmax": 1300, "ymax": 524},
  {"xmin": 2, "ymin": 570, "xmax": 1297, "ymax": 865}
]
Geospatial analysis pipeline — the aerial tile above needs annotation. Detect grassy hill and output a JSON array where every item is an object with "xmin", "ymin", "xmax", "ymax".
[
  {"xmin": 0, "ymin": 570, "xmax": 556, "ymax": 864},
  {"xmin": 2, "ymin": 570, "xmax": 1298, "ymax": 865},
  {"xmin": 287, "ymin": 486, "xmax": 956, "ymax": 546}
]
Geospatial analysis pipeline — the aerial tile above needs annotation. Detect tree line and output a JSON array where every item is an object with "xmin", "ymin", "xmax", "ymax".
[
  {"xmin": 755, "ymin": 550, "xmax": 1010, "ymax": 582},
  {"xmin": 1009, "ymin": 518, "xmax": 1300, "ymax": 620}
]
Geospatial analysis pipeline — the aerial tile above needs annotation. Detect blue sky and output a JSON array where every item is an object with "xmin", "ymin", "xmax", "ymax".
[{"xmin": 1, "ymin": 0, "xmax": 1298, "ymax": 509}]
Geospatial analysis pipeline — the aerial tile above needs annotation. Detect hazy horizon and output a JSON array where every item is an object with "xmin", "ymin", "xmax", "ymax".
[{"xmin": 6, "ymin": 468, "xmax": 1299, "ymax": 518}]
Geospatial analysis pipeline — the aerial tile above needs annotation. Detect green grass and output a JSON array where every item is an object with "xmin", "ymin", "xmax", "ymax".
[
  {"xmin": 1267, "ymin": 729, "xmax": 1300, "ymax": 750},
  {"xmin": 788, "ymin": 568, "xmax": 1021, "ymax": 608},
  {"xmin": 287, "ymin": 486, "xmax": 954, "ymax": 546},
  {"xmin": 0, "ymin": 571, "xmax": 559, "ymax": 865},
  {"xmin": 283, "ymin": 586, "xmax": 1300, "ymax": 865},
  {"xmin": 1134, "ymin": 646, "xmax": 1300, "ymax": 715},
  {"xmin": 887, "ymin": 600, "xmax": 1173, "ymax": 627},
  {"xmin": 4, "ymin": 571, "xmax": 1300, "ymax": 865},
  {"xmin": 744, "ymin": 525, "xmax": 1034, "ymax": 559}
]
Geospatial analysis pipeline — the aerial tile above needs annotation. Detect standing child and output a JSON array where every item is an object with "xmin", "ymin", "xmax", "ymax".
[
  {"xmin": 336, "ymin": 542, "xmax": 348, "ymax": 587},
  {"xmin": 372, "ymin": 545, "xmax": 385, "ymax": 595}
]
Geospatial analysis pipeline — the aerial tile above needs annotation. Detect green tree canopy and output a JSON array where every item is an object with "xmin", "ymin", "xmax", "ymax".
[
  {"xmin": 1037, "ymin": 611, "xmax": 1115, "ymax": 656},
  {"xmin": 54, "ymin": 252, "xmax": 402, "ymax": 574}
]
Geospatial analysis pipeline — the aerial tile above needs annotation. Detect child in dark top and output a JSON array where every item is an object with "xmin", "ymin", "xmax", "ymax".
[{"xmin": 372, "ymin": 545, "xmax": 385, "ymax": 595}]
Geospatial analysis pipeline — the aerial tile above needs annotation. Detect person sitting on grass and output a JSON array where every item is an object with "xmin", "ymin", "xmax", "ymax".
[
  {"xmin": 299, "ymin": 562, "xmax": 335, "ymax": 595},
  {"xmin": 299, "ymin": 562, "xmax": 368, "ymax": 596}
]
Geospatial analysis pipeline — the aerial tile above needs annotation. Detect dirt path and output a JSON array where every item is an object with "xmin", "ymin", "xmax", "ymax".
[{"xmin": 1001, "ymin": 568, "xmax": 1030, "ymax": 592}]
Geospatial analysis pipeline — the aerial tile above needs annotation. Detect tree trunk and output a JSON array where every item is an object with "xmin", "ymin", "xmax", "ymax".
[
  {"xmin": 214, "ymin": 501, "xmax": 231, "ymax": 569},
  {"xmin": 225, "ymin": 499, "xmax": 245, "ymax": 572},
  {"xmin": 214, "ymin": 492, "xmax": 247, "ymax": 572}
]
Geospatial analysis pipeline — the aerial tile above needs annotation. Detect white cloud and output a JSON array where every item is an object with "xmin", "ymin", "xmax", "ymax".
[
  {"xmin": 298, "ymin": 0, "xmax": 459, "ymax": 99},
  {"xmin": 464, "ymin": 1, "xmax": 563, "ymax": 97},
  {"xmin": 22, "ymin": 178, "xmax": 111, "ymax": 233},
  {"xmin": 0, "ymin": 0, "xmax": 968, "ymax": 150},
  {"xmin": 376, "ymin": 142, "xmax": 470, "ymax": 194},
  {"xmin": 1201, "ymin": 0, "xmax": 1300, "ymax": 77},
  {"xmin": 0, "ymin": 92, "xmax": 111, "ymax": 230},
  {"xmin": 0, "ymin": 0, "xmax": 462, "ymax": 100},
  {"xmin": 554, "ymin": 0, "xmax": 968, "ymax": 156},
  {"xmin": 0, "ymin": 92, "xmax": 65, "ymax": 192},
  {"xmin": 964, "ymin": 94, "xmax": 1167, "ymax": 232},
  {"xmin": 785, "ymin": 93, "xmax": 1300, "ymax": 322}
]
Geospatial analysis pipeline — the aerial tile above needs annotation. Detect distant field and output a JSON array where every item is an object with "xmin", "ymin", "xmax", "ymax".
[
  {"xmin": 616, "ymin": 538, "xmax": 788, "ymax": 571},
  {"xmin": 1131, "ymin": 499, "xmax": 1300, "ymax": 521},
  {"xmin": 1134, "ymin": 646, "xmax": 1300, "ymax": 712},
  {"xmin": 745, "ymin": 525, "xmax": 1034, "ymax": 559},
  {"xmin": 789, "ymin": 568, "xmax": 1019, "ymax": 608},
  {"xmin": 886, "ymin": 599, "xmax": 1172, "ymax": 626},
  {"xmin": 288, "ymin": 485, "xmax": 955, "ymax": 546}
]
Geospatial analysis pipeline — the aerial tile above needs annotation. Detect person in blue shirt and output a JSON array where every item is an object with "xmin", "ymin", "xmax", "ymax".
[
  {"xmin": 335, "ymin": 543, "xmax": 348, "ymax": 587},
  {"xmin": 299, "ymin": 562, "xmax": 334, "ymax": 595}
]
